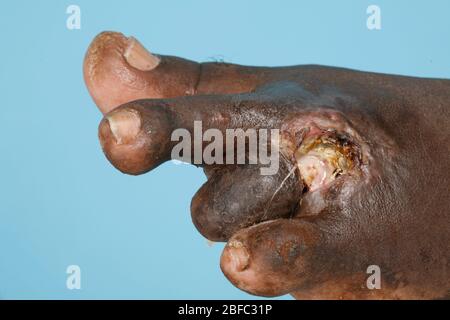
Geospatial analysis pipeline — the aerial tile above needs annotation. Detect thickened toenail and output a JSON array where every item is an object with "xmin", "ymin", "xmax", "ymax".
[
  {"xmin": 123, "ymin": 37, "xmax": 161, "ymax": 71},
  {"xmin": 226, "ymin": 240, "xmax": 250, "ymax": 272},
  {"xmin": 106, "ymin": 109, "xmax": 142, "ymax": 144}
]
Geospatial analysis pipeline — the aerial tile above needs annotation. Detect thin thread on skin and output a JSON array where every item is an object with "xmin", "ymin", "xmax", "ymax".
[
  {"xmin": 190, "ymin": 63, "xmax": 203, "ymax": 95},
  {"xmin": 261, "ymin": 157, "xmax": 298, "ymax": 220}
]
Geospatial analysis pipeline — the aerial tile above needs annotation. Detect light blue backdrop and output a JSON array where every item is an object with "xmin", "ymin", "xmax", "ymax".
[{"xmin": 0, "ymin": 0, "xmax": 449, "ymax": 299}]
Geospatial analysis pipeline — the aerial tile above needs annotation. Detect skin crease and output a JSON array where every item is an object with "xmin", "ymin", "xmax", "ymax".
[{"xmin": 84, "ymin": 31, "xmax": 450, "ymax": 299}]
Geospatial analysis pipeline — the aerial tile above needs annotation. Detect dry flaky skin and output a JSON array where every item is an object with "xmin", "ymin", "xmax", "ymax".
[{"xmin": 84, "ymin": 31, "xmax": 450, "ymax": 299}]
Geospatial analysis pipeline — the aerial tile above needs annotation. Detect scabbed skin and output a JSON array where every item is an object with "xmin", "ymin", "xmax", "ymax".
[{"xmin": 85, "ymin": 32, "xmax": 450, "ymax": 299}]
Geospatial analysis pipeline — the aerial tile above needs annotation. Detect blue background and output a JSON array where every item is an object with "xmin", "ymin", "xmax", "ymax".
[{"xmin": 0, "ymin": 0, "xmax": 449, "ymax": 299}]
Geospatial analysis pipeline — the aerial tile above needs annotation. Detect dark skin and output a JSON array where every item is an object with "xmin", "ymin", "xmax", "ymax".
[{"xmin": 84, "ymin": 31, "xmax": 450, "ymax": 299}]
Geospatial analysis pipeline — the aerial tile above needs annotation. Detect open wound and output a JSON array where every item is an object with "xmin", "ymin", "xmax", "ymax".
[{"xmin": 295, "ymin": 130, "xmax": 360, "ymax": 192}]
